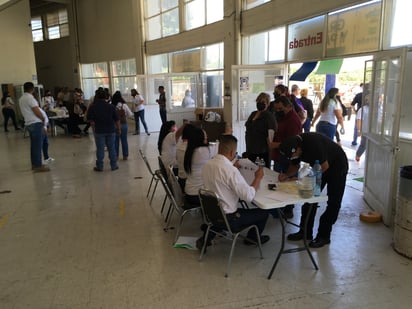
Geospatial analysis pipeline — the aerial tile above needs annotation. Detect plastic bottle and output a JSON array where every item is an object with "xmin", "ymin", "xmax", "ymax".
[
  {"xmin": 255, "ymin": 157, "xmax": 260, "ymax": 166},
  {"xmin": 313, "ymin": 160, "xmax": 322, "ymax": 196},
  {"xmin": 298, "ymin": 162, "xmax": 314, "ymax": 198},
  {"xmin": 255, "ymin": 157, "xmax": 265, "ymax": 167}
]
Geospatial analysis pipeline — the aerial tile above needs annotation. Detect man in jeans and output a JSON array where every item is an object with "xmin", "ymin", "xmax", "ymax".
[
  {"xmin": 19, "ymin": 82, "xmax": 49, "ymax": 172},
  {"xmin": 87, "ymin": 88, "xmax": 120, "ymax": 171}
]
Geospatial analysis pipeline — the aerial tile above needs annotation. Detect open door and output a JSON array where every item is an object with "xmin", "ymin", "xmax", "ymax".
[{"xmin": 363, "ymin": 48, "xmax": 407, "ymax": 225}]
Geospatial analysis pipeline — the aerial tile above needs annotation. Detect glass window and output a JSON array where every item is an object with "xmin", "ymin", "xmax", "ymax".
[
  {"xmin": 111, "ymin": 59, "xmax": 136, "ymax": 76},
  {"xmin": 144, "ymin": 0, "xmax": 179, "ymax": 40},
  {"xmin": 243, "ymin": 0, "xmax": 270, "ymax": 10},
  {"xmin": 203, "ymin": 43, "xmax": 224, "ymax": 70},
  {"xmin": 390, "ymin": 0, "xmax": 412, "ymax": 47},
  {"xmin": 185, "ymin": 0, "xmax": 205, "ymax": 30},
  {"xmin": 31, "ymin": 16, "xmax": 43, "ymax": 42},
  {"xmin": 80, "ymin": 62, "xmax": 110, "ymax": 99},
  {"xmin": 162, "ymin": 8, "xmax": 179, "ymax": 37},
  {"xmin": 111, "ymin": 59, "xmax": 137, "ymax": 98},
  {"xmin": 169, "ymin": 75, "xmax": 199, "ymax": 108},
  {"xmin": 45, "ymin": 8, "xmax": 69, "ymax": 40},
  {"xmin": 147, "ymin": 16, "xmax": 161, "ymax": 41},
  {"xmin": 184, "ymin": 0, "xmax": 223, "ymax": 31},
  {"xmin": 242, "ymin": 27, "xmax": 285, "ymax": 64},
  {"xmin": 147, "ymin": 54, "xmax": 169, "ymax": 74},
  {"xmin": 207, "ymin": 0, "xmax": 223, "ymax": 24}
]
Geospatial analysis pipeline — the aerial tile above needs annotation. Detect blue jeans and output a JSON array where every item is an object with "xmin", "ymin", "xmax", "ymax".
[
  {"xmin": 134, "ymin": 110, "xmax": 149, "ymax": 133},
  {"xmin": 316, "ymin": 121, "xmax": 336, "ymax": 140},
  {"xmin": 94, "ymin": 132, "xmax": 117, "ymax": 170},
  {"xmin": 115, "ymin": 123, "xmax": 129, "ymax": 158},
  {"xmin": 352, "ymin": 122, "xmax": 358, "ymax": 145},
  {"xmin": 42, "ymin": 132, "xmax": 49, "ymax": 160},
  {"xmin": 26, "ymin": 122, "xmax": 43, "ymax": 167},
  {"xmin": 302, "ymin": 117, "xmax": 312, "ymax": 133}
]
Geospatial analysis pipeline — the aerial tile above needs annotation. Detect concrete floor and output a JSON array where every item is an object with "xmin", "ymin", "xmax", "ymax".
[{"xmin": 1, "ymin": 122, "xmax": 412, "ymax": 309}]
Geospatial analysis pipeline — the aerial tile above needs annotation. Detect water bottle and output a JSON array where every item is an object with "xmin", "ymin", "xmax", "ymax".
[
  {"xmin": 313, "ymin": 160, "xmax": 322, "ymax": 196},
  {"xmin": 298, "ymin": 162, "xmax": 314, "ymax": 198},
  {"xmin": 255, "ymin": 157, "xmax": 265, "ymax": 167}
]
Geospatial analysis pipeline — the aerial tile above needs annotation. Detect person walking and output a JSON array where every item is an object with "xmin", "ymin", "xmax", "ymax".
[
  {"xmin": 156, "ymin": 85, "xmax": 167, "ymax": 124},
  {"xmin": 131, "ymin": 89, "xmax": 150, "ymax": 135},
  {"xmin": 2, "ymin": 91, "xmax": 21, "ymax": 132},
  {"xmin": 18, "ymin": 82, "xmax": 49, "ymax": 172},
  {"xmin": 87, "ymin": 88, "xmax": 120, "ymax": 172}
]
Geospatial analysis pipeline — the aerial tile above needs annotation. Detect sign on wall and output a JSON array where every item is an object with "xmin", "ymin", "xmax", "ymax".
[
  {"xmin": 326, "ymin": 2, "xmax": 381, "ymax": 56},
  {"xmin": 287, "ymin": 16, "xmax": 325, "ymax": 62}
]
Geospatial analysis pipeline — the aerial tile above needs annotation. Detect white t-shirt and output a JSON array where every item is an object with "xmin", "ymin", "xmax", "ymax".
[
  {"xmin": 202, "ymin": 154, "xmax": 256, "ymax": 214},
  {"xmin": 133, "ymin": 94, "xmax": 145, "ymax": 112},
  {"xmin": 161, "ymin": 132, "xmax": 177, "ymax": 168},
  {"xmin": 319, "ymin": 99, "xmax": 341, "ymax": 125},
  {"xmin": 39, "ymin": 108, "xmax": 49, "ymax": 129},
  {"xmin": 185, "ymin": 144, "xmax": 218, "ymax": 196},
  {"xmin": 19, "ymin": 92, "xmax": 42, "ymax": 126}
]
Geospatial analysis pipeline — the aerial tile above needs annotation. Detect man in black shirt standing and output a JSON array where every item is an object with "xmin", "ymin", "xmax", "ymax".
[
  {"xmin": 156, "ymin": 86, "xmax": 167, "ymax": 124},
  {"xmin": 278, "ymin": 133, "xmax": 348, "ymax": 248},
  {"xmin": 87, "ymin": 88, "xmax": 120, "ymax": 172}
]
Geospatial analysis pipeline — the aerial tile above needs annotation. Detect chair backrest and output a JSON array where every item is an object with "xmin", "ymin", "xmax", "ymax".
[
  {"xmin": 155, "ymin": 169, "xmax": 178, "ymax": 207},
  {"xmin": 139, "ymin": 149, "xmax": 156, "ymax": 176},
  {"xmin": 158, "ymin": 156, "xmax": 170, "ymax": 181},
  {"xmin": 198, "ymin": 188, "xmax": 231, "ymax": 232},
  {"xmin": 167, "ymin": 167, "xmax": 185, "ymax": 208}
]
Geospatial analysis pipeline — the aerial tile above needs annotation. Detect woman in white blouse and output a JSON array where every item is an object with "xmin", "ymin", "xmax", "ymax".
[
  {"xmin": 184, "ymin": 127, "xmax": 218, "ymax": 207},
  {"xmin": 311, "ymin": 87, "xmax": 345, "ymax": 140}
]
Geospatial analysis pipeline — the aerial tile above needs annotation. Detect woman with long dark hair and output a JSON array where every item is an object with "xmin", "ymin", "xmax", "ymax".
[
  {"xmin": 184, "ymin": 127, "xmax": 218, "ymax": 206},
  {"xmin": 311, "ymin": 87, "xmax": 345, "ymax": 140},
  {"xmin": 112, "ymin": 91, "xmax": 133, "ymax": 160},
  {"xmin": 1, "ymin": 91, "xmax": 21, "ymax": 132}
]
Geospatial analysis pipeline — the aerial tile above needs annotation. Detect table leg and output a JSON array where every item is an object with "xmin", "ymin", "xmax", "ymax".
[
  {"xmin": 303, "ymin": 204, "xmax": 319, "ymax": 270},
  {"xmin": 267, "ymin": 209, "xmax": 286, "ymax": 279}
]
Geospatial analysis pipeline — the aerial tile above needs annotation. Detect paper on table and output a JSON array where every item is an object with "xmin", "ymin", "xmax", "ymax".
[
  {"xmin": 173, "ymin": 236, "xmax": 198, "ymax": 250},
  {"xmin": 237, "ymin": 158, "xmax": 258, "ymax": 185},
  {"xmin": 263, "ymin": 190, "xmax": 298, "ymax": 202}
]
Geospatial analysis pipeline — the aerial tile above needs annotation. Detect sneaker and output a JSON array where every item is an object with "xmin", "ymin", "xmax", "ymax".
[
  {"xmin": 33, "ymin": 165, "xmax": 50, "ymax": 173},
  {"xmin": 244, "ymin": 235, "xmax": 270, "ymax": 245},
  {"xmin": 287, "ymin": 231, "xmax": 313, "ymax": 241},
  {"xmin": 93, "ymin": 167, "xmax": 103, "ymax": 172},
  {"xmin": 351, "ymin": 142, "xmax": 358, "ymax": 146},
  {"xmin": 111, "ymin": 166, "xmax": 119, "ymax": 171},
  {"xmin": 44, "ymin": 157, "xmax": 55, "ymax": 163},
  {"xmin": 146, "ymin": 132, "xmax": 151, "ymax": 136}
]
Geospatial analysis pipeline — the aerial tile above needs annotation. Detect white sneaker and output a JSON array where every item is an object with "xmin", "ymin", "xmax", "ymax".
[{"xmin": 44, "ymin": 157, "xmax": 55, "ymax": 163}]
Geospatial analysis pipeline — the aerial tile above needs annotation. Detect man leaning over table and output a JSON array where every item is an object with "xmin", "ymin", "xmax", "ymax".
[
  {"xmin": 278, "ymin": 132, "xmax": 348, "ymax": 248},
  {"xmin": 197, "ymin": 134, "xmax": 271, "ymax": 251}
]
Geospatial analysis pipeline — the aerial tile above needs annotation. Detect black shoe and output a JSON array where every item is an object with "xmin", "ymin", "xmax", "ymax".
[
  {"xmin": 146, "ymin": 132, "xmax": 151, "ymax": 136},
  {"xmin": 244, "ymin": 235, "xmax": 270, "ymax": 245},
  {"xmin": 196, "ymin": 237, "xmax": 212, "ymax": 252},
  {"xmin": 309, "ymin": 237, "xmax": 330, "ymax": 248},
  {"xmin": 15, "ymin": 127, "xmax": 21, "ymax": 131},
  {"xmin": 287, "ymin": 231, "xmax": 313, "ymax": 241},
  {"xmin": 111, "ymin": 166, "xmax": 119, "ymax": 171},
  {"xmin": 133, "ymin": 132, "xmax": 140, "ymax": 135},
  {"xmin": 93, "ymin": 167, "xmax": 103, "ymax": 172},
  {"xmin": 282, "ymin": 209, "xmax": 294, "ymax": 219}
]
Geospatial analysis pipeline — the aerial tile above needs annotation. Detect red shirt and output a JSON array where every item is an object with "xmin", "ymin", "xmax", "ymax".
[{"xmin": 271, "ymin": 109, "xmax": 302, "ymax": 162}]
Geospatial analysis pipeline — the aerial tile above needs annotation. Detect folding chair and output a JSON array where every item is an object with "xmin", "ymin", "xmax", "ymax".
[
  {"xmin": 198, "ymin": 188, "xmax": 263, "ymax": 277},
  {"xmin": 165, "ymin": 167, "xmax": 202, "ymax": 244},
  {"xmin": 139, "ymin": 149, "xmax": 160, "ymax": 205}
]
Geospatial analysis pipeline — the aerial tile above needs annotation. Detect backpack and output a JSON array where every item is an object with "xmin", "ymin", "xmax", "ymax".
[{"xmin": 118, "ymin": 105, "xmax": 127, "ymax": 124}]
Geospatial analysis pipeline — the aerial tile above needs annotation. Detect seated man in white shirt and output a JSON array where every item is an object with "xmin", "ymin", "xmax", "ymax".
[{"xmin": 199, "ymin": 134, "xmax": 270, "ymax": 250}]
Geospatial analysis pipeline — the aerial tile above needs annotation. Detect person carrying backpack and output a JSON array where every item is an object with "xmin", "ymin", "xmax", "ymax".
[{"xmin": 112, "ymin": 91, "xmax": 133, "ymax": 160}]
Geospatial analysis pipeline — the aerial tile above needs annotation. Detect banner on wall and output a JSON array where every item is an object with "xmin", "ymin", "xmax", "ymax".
[
  {"xmin": 289, "ymin": 62, "xmax": 318, "ymax": 81},
  {"xmin": 315, "ymin": 59, "xmax": 343, "ymax": 74}
]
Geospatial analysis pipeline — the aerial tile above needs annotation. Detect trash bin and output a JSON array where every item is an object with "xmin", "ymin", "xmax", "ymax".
[{"xmin": 394, "ymin": 166, "xmax": 412, "ymax": 258}]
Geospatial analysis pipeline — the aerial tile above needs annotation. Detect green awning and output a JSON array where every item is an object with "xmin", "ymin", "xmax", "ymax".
[{"xmin": 315, "ymin": 59, "xmax": 343, "ymax": 74}]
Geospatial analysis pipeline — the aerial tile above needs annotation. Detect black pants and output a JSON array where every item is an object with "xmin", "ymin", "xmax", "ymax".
[
  {"xmin": 205, "ymin": 208, "xmax": 269, "ymax": 242},
  {"xmin": 297, "ymin": 169, "xmax": 347, "ymax": 239},
  {"xmin": 2, "ymin": 108, "xmax": 19, "ymax": 131},
  {"xmin": 159, "ymin": 107, "xmax": 167, "ymax": 124}
]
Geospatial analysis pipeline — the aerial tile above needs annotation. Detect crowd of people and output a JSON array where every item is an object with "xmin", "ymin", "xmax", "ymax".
[{"xmin": 13, "ymin": 80, "xmax": 360, "ymax": 250}]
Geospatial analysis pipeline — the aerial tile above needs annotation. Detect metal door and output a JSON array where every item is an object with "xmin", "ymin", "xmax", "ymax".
[{"xmin": 363, "ymin": 48, "xmax": 407, "ymax": 225}]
